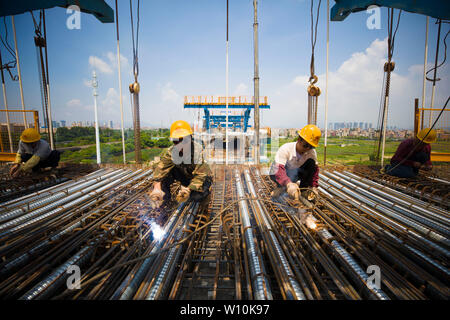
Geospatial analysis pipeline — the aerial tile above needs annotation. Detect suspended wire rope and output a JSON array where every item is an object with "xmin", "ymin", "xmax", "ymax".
[
  {"xmin": 31, "ymin": 10, "xmax": 55, "ymax": 148},
  {"xmin": 115, "ymin": 0, "xmax": 127, "ymax": 164},
  {"xmin": 307, "ymin": 0, "xmax": 322, "ymax": 126},
  {"xmin": 130, "ymin": 0, "xmax": 140, "ymax": 82},
  {"xmin": 375, "ymin": 8, "xmax": 401, "ymax": 166},
  {"xmin": 425, "ymin": 20, "xmax": 449, "ymax": 127},
  {"xmin": 0, "ymin": 17, "xmax": 18, "ymax": 81},
  {"xmin": 129, "ymin": 0, "xmax": 142, "ymax": 163}
]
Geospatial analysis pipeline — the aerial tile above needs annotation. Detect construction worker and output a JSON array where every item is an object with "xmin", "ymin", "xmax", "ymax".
[
  {"xmin": 9, "ymin": 128, "xmax": 60, "ymax": 178},
  {"xmin": 148, "ymin": 120, "xmax": 212, "ymax": 209},
  {"xmin": 269, "ymin": 124, "xmax": 321, "ymax": 200},
  {"xmin": 384, "ymin": 128, "xmax": 436, "ymax": 178}
]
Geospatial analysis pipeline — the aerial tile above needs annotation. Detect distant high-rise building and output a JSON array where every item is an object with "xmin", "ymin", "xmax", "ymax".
[
  {"xmin": 60, "ymin": 120, "xmax": 66, "ymax": 127},
  {"xmin": 369, "ymin": 123, "xmax": 372, "ymax": 129},
  {"xmin": 52, "ymin": 120, "xmax": 59, "ymax": 128},
  {"xmin": 109, "ymin": 120, "xmax": 113, "ymax": 129},
  {"xmin": 359, "ymin": 122, "xmax": 364, "ymax": 129},
  {"xmin": 353, "ymin": 122, "xmax": 358, "ymax": 129},
  {"xmin": 364, "ymin": 122, "xmax": 368, "ymax": 130}
]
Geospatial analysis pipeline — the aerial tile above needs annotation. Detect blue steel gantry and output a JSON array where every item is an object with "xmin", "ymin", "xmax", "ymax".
[{"xmin": 184, "ymin": 96, "xmax": 270, "ymax": 132}]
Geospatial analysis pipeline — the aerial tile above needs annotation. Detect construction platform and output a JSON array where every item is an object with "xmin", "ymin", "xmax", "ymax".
[{"xmin": 0, "ymin": 163, "xmax": 448, "ymax": 300}]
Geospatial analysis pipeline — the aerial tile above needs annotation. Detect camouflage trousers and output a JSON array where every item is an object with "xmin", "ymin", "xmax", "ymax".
[{"xmin": 160, "ymin": 167, "xmax": 212, "ymax": 203}]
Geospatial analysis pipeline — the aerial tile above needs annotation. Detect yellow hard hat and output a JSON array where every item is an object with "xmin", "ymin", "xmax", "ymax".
[
  {"xmin": 20, "ymin": 128, "xmax": 41, "ymax": 143},
  {"xmin": 170, "ymin": 120, "xmax": 193, "ymax": 139},
  {"xmin": 417, "ymin": 128, "xmax": 437, "ymax": 144},
  {"xmin": 297, "ymin": 124, "xmax": 321, "ymax": 148}
]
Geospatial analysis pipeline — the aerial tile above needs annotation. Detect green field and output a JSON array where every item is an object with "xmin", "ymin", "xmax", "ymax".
[
  {"xmin": 56, "ymin": 127, "xmax": 425, "ymax": 166},
  {"xmin": 57, "ymin": 127, "xmax": 170, "ymax": 164},
  {"xmin": 266, "ymin": 136, "xmax": 400, "ymax": 165}
]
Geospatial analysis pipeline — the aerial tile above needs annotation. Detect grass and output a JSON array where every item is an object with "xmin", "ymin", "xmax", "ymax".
[
  {"xmin": 265, "ymin": 136, "xmax": 400, "ymax": 165},
  {"xmin": 110, "ymin": 148, "xmax": 164, "ymax": 163}
]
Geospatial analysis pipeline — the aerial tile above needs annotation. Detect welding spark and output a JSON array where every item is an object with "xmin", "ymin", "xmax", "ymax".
[
  {"xmin": 298, "ymin": 210, "xmax": 318, "ymax": 230},
  {"xmin": 150, "ymin": 222, "xmax": 165, "ymax": 242},
  {"xmin": 305, "ymin": 215, "xmax": 317, "ymax": 230}
]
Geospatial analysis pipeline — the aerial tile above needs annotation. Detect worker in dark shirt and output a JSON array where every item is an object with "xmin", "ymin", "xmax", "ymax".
[
  {"xmin": 384, "ymin": 128, "xmax": 436, "ymax": 178},
  {"xmin": 148, "ymin": 120, "xmax": 212, "ymax": 209}
]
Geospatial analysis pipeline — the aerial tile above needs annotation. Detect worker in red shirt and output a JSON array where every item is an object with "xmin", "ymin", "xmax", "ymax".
[
  {"xmin": 385, "ymin": 128, "xmax": 436, "ymax": 178},
  {"xmin": 269, "ymin": 124, "xmax": 321, "ymax": 200}
]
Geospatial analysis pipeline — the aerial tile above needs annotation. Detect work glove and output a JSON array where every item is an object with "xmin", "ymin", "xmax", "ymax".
[
  {"xmin": 413, "ymin": 161, "xmax": 422, "ymax": 169},
  {"xmin": 176, "ymin": 186, "xmax": 191, "ymax": 203},
  {"xmin": 302, "ymin": 187, "xmax": 319, "ymax": 201},
  {"xmin": 10, "ymin": 164, "xmax": 20, "ymax": 177},
  {"xmin": 286, "ymin": 182, "xmax": 300, "ymax": 200},
  {"xmin": 149, "ymin": 188, "xmax": 165, "ymax": 209},
  {"xmin": 270, "ymin": 186, "xmax": 284, "ymax": 198}
]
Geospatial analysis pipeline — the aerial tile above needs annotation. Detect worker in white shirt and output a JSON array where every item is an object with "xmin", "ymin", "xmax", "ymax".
[{"xmin": 269, "ymin": 124, "xmax": 321, "ymax": 200}]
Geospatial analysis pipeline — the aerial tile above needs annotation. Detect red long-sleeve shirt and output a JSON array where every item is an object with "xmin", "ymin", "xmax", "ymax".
[
  {"xmin": 272, "ymin": 142, "xmax": 319, "ymax": 187},
  {"xmin": 273, "ymin": 163, "xmax": 319, "ymax": 187},
  {"xmin": 390, "ymin": 139, "xmax": 431, "ymax": 167}
]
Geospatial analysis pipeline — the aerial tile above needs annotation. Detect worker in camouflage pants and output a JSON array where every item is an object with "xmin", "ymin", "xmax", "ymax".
[{"xmin": 148, "ymin": 120, "xmax": 212, "ymax": 209}]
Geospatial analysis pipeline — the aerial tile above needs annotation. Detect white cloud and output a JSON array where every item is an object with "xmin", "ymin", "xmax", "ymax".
[
  {"xmin": 89, "ymin": 56, "xmax": 113, "ymax": 74},
  {"xmin": 234, "ymin": 83, "xmax": 250, "ymax": 96},
  {"xmin": 83, "ymin": 79, "xmax": 92, "ymax": 87},
  {"xmin": 66, "ymin": 99, "xmax": 82, "ymax": 108},
  {"xmin": 160, "ymin": 82, "xmax": 181, "ymax": 103},
  {"xmin": 266, "ymin": 38, "xmax": 449, "ymax": 129},
  {"xmin": 106, "ymin": 51, "xmax": 130, "ymax": 71},
  {"xmin": 100, "ymin": 87, "xmax": 120, "ymax": 115}
]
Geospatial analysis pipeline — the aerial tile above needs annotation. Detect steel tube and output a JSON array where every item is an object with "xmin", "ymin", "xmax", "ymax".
[
  {"xmin": 235, "ymin": 170, "xmax": 272, "ymax": 300},
  {"xmin": 145, "ymin": 203, "xmax": 199, "ymax": 300},
  {"xmin": 325, "ymin": 171, "xmax": 450, "ymax": 235},
  {"xmin": 319, "ymin": 173, "xmax": 450, "ymax": 249},
  {"xmin": 341, "ymin": 171, "xmax": 449, "ymax": 219},
  {"xmin": 0, "ymin": 170, "xmax": 134, "ymax": 237},
  {"xmin": 319, "ymin": 179, "xmax": 450, "ymax": 277},
  {"xmin": 244, "ymin": 169, "xmax": 305, "ymax": 300},
  {"xmin": 1, "ymin": 169, "xmax": 122, "ymax": 224},
  {"xmin": 117, "ymin": 202, "xmax": 188, "ymax": 300},
  {"xmin": 0, "ymin": 169, "xmax": 106, "ymax": 213},
  {"xmin": 317, "ymin": 228, "xmax": 390, "ymax": 300},
  {"xmin": 1, "ymin": 170, "xmax": 151, "ymax": 275}
]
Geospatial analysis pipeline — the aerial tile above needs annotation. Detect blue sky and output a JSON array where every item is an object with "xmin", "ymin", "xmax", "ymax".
[{"xmin": 1, "ymin": 0, "xmax": 449, "ymax": 129}]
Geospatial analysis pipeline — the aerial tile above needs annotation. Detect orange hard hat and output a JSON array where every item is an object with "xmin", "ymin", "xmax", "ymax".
[
  {"xmin": 20, "ymin": 128, "xmax": 41, "ymax": 143},
  {"xmin": 170, "ymin": 120, "xmax": 193, "ymax": 139},
  {"xmin": 297, "ymin": 124, "xmax": 321, "ymax": 148},
  {"xmin": 417, "ymin": 128, "xmax": 437, "ymax": 144}
]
